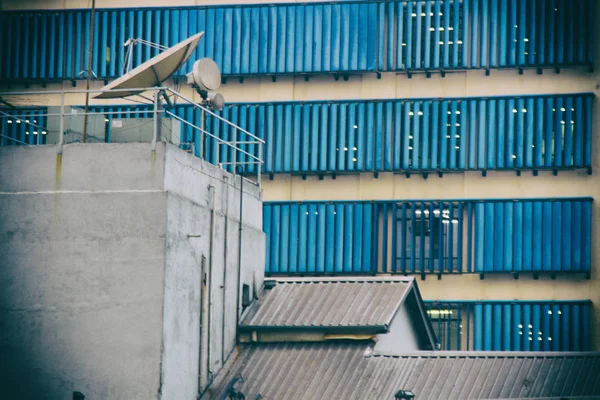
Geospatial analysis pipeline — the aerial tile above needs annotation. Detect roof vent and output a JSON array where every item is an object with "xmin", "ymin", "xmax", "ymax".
[{"xmin": 395, "ymin": 390, "xmax": 415, "ymax": 400}]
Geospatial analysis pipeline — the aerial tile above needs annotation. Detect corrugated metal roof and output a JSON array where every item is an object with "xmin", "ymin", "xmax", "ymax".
[
  {"xmin": 240, "ymin": 277, "xmax": 414, "ymax": 331},
  {"xmin": 208, "ymin": 342, "xmax": 600, "ymax": 400}
]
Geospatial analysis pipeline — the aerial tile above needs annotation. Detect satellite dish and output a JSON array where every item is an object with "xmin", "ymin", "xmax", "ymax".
[
  {"xmin": 95, "ymin": 32, "xmax": 204, "ymax": 99},
  {"xmin": 186, "ymin": 58, "xmax": 221, "ymax": 92},
  {"xmin": 205, "ymin": 92, "xmax": 225, "ymax": 111}
]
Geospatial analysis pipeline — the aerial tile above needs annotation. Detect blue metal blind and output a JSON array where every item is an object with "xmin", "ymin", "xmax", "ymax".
[
  {"xmin": 425, "ymin": 300, "xmax": 591, "ymax": 351},
  {"xmin": 264, "ymin": 198, "xmax": 593, "ymax": 275},
  {"xmin": 217, "ymin": 94, "xmax": 593, "ymax": 174},
  {"xmin": 0, "ymin": 108, "xmax": 48, "ymax": 146},
  {"xmin": 382, "ymin": 0, "xmax": 595, "ymax": 71},
  {"xmin": 0, "ymin": 0, "xmax": 593, "ymax": 81},
  {"xmin": 85, "ymin": 93, "xmax": 593, "ymax": 174}
]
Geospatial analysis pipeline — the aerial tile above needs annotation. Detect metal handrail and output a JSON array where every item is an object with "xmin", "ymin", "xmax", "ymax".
[{"xmin": 0, "ymin": 86, "xmax": 264, "ymax": 184}]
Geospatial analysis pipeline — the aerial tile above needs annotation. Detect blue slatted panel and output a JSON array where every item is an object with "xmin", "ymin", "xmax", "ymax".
[
  {"xmin": 471, "ymin": 198, "xmax": 593, "ymax": 273},
  {"xmin": 32, "ymin": 93, "xmax": 593, "ymax": 176},
  {"xmin": 451, "ymin": 300, "xmax": 592, "ymax": 351},
  {"xmin": 1, "ymin": 0, "xmax": 594, "ymax": 81}
]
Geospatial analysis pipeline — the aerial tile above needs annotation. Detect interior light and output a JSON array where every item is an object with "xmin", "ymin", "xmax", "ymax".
[
  {"xmin": 353, "ymin": 147, "xmax": 357, "ymax": 151},
  {"xmin": 353, "ymin": 124, "xmax": 358, "ymax": 129},
  {"xmin": 553, "ymin": 108, "xmax": 556, "ymax": 112},
  {"xmin": 442, "ymin": 220, "xmax": 450, "ymax": 224},
  {"xmin": 455, "ymin": 135, "xmax": 460, "ymax": 138},
  {"xmin": 411, "ymin": 13, "xmax": 417, "ymax": 17},
  {"xmin": 519, "ymin": 331, "xmax": 523, "ymax": 335},
  {"xmin": 548, "ymin": 337, "xmax": 553, "ymax": 341},
  {"xmin": 42, "ymin": 131, "xmax": 47, "ymax": 135},
  {"xmin": 512, "ymin": 109, "xmax": 518, "ymax": 113},
  {"xmin": 439, "ymin": 41, "xmax": 444, "ymax": 45},
  {"xmin": 344, "ymin": 147, "xmax": 348, "ymax": 151},
  {"xmin": 447, "ymin": 111, "xmax": 452, "ymax": 115},
  {"xmin": 456, "ymin": 110, "xmax": 461, "ymax": 114},
  {"xmin": 515, "ymin": 25, "xmax": 518, "ymax": 28},
  {"xmin": 352, "ymin": 157, "xmax": 357, "ymax": 162},
  {"xmin": 421, "ymin": 12, "xmax": 426, "ymax": 16},
  {"xmin": 571, "ymin": 121, "xmax": 574, "ymax": 124},
  {"xmin": 522, "ymin": 109, "xmax": 527, "ymax": 113},
  {"xmin": 529, "ymin": 337, "xmax": 533, "ymax": 341},
  {"xmin": 408, "ymin": 111, "xmax": 414, "ymax": 116},
  {"xmin": 306, "ymin": 212, "xmax": 309, "ymax": 215},
  {"xmin": 524, "ymin": 38, "xmax": 529, "ymax": 42},
  {"xmin": 33, "ymin": 131, "xmax": 38, "ymax": 135},
  {"xmin": 408, "ymin": 135, "xmax": 413, "ymax": 139},
  {"xmin": 560, "ymin": 107, "xmax": 566, "ymax": 112},
  {"xmin": 33, "ymin": 120, "xmax": 37, "ymax": 123},
  {"xmin": 528, "ymin": 324, "xmax": 533, "ymax": 328},
  {"xmin": 538, "ymin": 337, "xmax": 542, "ymax": 341},
  {"xmin": 448, "ymin": 27, "xmax": 454, "ymax": 31},
  {"xmin": 25, "ymin": 131, "xmax": 30, "ymax": 135},
  {"xmin": 105, "ymin": 118, "xmax": 109, "ymax": 122},
  {"xmin": 548, "ymin": 310, "xmax": 552, "ymax": 315},
  {"xmin": 402, "ymin": 43, "xmax": 407, "ymax": 47},
  {"xmin": 429, "ymin": 28, "xmax": 435, "ymax": 32},
  {"xmin": 446, "ymin": 135, "xmax": 451, "ymax": 139},
  {"xmin": 408, "ymin": 146, "xmax": 413, "ymax": 150},
  {"xmin": 423, "ymin": 210, "xmax": 430, "ymax": 215},
  {"xmin": 558, "ymin": 310, "xmax": 562, "ymax": 315},
  {"xmin": 415, "ymin": 210, "xmax": 422, "ymax": 215},
  {"xmin": 451, "ymin": 219, "xmax": 458, "ymax": 224},
  {"xmin": 455, "ymin": 146, "xmax": 459, "ymax": 149},
  {"xmin": 439, "ymin": 27, "xmax": 444, "ymax": 31},
  {"xmin": 455, "ymin": 123, "xmax": 460, "ymax": 126},
  {"xmin": 512, "ymin": 155, "xmax": 517, "ymax": 159},
  {"xmin": 571, "ymin": 108, "xmax": 575, "ymax": 111},
  {"xmin": 518, "ymin": 324, "xmax": 523, "ymax": 328},
  {"xmin": 417, "ymin": 111, "xmax": 423, "ymax": 116},
  {"xmin": 16, "ymin": 120, "xmax": 21, "ymax": 123},
  {"xmin": 433, "ymin": 210, "xmax": 440, "ymax": 215},
  {"xmin": 7, "ymin": 120, "xmax": 12, "ymax": 123},
  {"xmin": 25, "ymin": 119, "xmax": 30, "ymax": 123},
  {"xmin": 560, "ymin": 121, "xmax": 565, "ymax": 125},
  {"xmin": 457, "ymin": 40, "xmax": 463, "ymax": 44}
]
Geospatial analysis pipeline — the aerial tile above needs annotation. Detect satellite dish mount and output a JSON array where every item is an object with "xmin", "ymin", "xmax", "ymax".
[{"xmin": 186, "ymin": 58, "xmax": 225, "ymax": 111}]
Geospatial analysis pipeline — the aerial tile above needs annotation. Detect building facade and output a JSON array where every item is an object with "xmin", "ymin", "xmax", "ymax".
[{"xmin": 1, "ymin": 0, "xmax": 599, "ymax": 352}]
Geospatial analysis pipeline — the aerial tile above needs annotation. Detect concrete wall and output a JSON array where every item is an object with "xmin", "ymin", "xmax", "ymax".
[
  {"xmin": 0, "ymin": 143, "xmax": 167, "ymax": 399},
  {"xmin": 161, "ymin": 145, "xmax": 265, "ymax": 398},
  {"xmin": 0, "ymin": 142, "xmax": 265, "ymax": 399}
]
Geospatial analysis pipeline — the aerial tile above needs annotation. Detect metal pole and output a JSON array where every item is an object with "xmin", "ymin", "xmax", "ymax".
[
  {"xmin": 152, "ymin": 90, "xmax": 158, "ymax": 151},
  {"xmin": 82, "ymin": 0, "xmax": 96, "ymax": 143},
  {"xmin": 232, "ymin": 127, "xmax": 237, "ymax": 175},
  {"xmin": 58, "ymin": 92, "xmax": 65, "ymax": 154},
  {"xmin": 257, "ymin": 141, "xmax": 262, "ymax": 185},
  {"xmin": 200, "ymin": 109, "xmax": 205, "ymax": 159}
]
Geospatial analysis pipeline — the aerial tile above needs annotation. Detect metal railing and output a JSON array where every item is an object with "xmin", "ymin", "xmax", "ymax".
[{"xmin": 0, "ymin": 87, "xmax": 265, "ymax": 184}]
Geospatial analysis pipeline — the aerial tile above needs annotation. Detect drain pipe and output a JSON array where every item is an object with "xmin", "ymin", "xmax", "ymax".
[
  {"xmin": 235, "ymin": 168, "xmax": 244, "ymax": 343},
  {"xmin": 199, "ymin": 255, "xmax": 209, "ymax": 392},
  {"xmin": 200, "ymin": 184, "xmax": 216, "ymax": 392}
]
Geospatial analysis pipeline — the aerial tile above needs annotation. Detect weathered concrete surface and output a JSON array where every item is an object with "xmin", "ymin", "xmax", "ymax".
[
  {"xmin": 0, "ymin": 142, "xmax": 168, "ymax": 399},
  {"xmin": 160, "ymin": 145, "xmax": 265, "ymax": 399},
  {"xmin": 0, "ymin": 142, "xmax": 265, "ymax": 400}
]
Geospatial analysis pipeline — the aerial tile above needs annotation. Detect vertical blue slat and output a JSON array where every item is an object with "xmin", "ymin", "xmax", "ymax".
[
  {"xmin": 405, "ymin": 1, "xmax": 413, "ymax": 69},
  {"xmin": 474, "ymin": 304, "xmax": 483, "ymax": 350},
  {"xmin": 515, "ymin": 98, "xmax": 524, "ymax": 168},
  {"xmin": 343, "ymin": 204, "xmax": 353, "ymax": 273},
  {"xmin": 338, "ymin": 104, "xmax": 347, "ymax": 171},
  {"xmin": 298, "ymin": 204, "xmax": 308, "ymax": 273},
  {"xmin": 334, "ymin": 204, "xmax": 344, "ymax": 273},
  {"xmin": 480, "ymin": 0, "xmax": 489, "ymax": 68},
  {"xmin": 324, "ymin": 204, "xmax": 334, "ymax": 273},
  {"xmin": 449, "ymin": 101, "xmax": 458, "ymax": 169},
  {"xmin": 412, "ymin": 103, "xmax": 421, "ymax": 170},
  {"xmin": 492, "ymin": 304, "xmax": 501, "ymax": 350},
  {"xmin": 391, "ymin": 203, "xmax": 398, "ymax": 273},
  {"xmin": 468, "ymin": 100, "xmax": 477, "ymax": 168},
  {"xmin": 328, "ymin": 104, "xmax": 338, "ymax": 172},
  {"xmin": 486, "ymin": 100, "xmax": 496, "ymax": 169},
  {"xmin": 309, "ymin": 104, "xmax": 319, "ymax": 172},
  {"xmin": 362, "ymin": 204, "xmax": 372, "ymax": 272},
  {"xmin": 442, "ymin": 0, "xmax": 451, "ymax": 68},
  {"xmin": 279, "ymin": 205, "xmax": 290, "ymax": 274},
  {"xmin": 431, "ymin": 101, "xmax": 440, "ymax": 169},
  {"xmin": 474, "ymin": 203, "xmax": 484, "ymax": 271},
  {"xmin": 415, "ymin": 2, "xmax": 422, "ymax": 69},
  {"xmin": 313, "ymin": 5, "xmax": 323, "ymax": 72},
  {"xmin": 534, "ymin": 98, "xmax": 543, "ymax": 167},
  {"xmin": 440, "ymin": 101, "xmax": 448, "ymax": 169},
  {"xmin": 270, "ymin": 205, "xmax": 281, "ymax": 273},
  {"xmin": 410, "ymin": 203, "xmax": 416, "ymax": 273},
  {"xmin": 263, "ymin": 205, "xmax": 272, "ymax": 273},
  {"xmin": 524, "ymin": 98, "xmax": 534, "ymax": 167},
  {"xmin": 502, "ymin": 304, "xmax": 511, "ymax": 350},
  {"xmin": 319, "ymin": 104, "xmax": 328, "ymax": 172},
  {"xmin": 477, "ymin": 100, "xmax": 486, "ymax": 169},
  {"xmin": 385, "ymin": 102, "xmax": 393, "ymax": 171},
  {"xmin": 374, "ymin": 102, "xmax": 384, "ymax": 170},
  {"xmin": 583, "ymin": 96, "xmax": 592, "ymax": 166},
  {"xmin": 573, "ymin": 96, "xmax": 583, "ymax": 166},
  {"xmin": 561, "ymin": 201, "xmax": 572, "ymax": 272},
  {"xmin": 532, "ymin": 305, "xmax": 541, "ymax": 351},
  {"xmin": 331, "ymin": 4, "xmax": 340, "ymax": 71},
  {"xmin": 382, "ymin": 203, "xmax": 389, "ymax": 273},
  {"xmin": 307, "ymin": 204, "xmax": 317, "ymax": 273},
  {"xmin": 483, "ymin": 304, "xmax": 493, "ymax": 350},
  {"xmin": 365, "ymin": 103, "xmax": 375, "ymax": 170},
  {"xmin": 532, "ymin": 201, "xmax": 542, "ymax": 271},
  {"xmin": 541, "ymin": 200, "xmax": 552, "ymax": 272},
  {"xmin": 400, "ymin": 203, "xmax": 407, "ymax": 273},
  {"xmin": 470, "ymin": 0, "xmax": 479, "ymax": 67},
  {"xmin": 581, "ymin": 201, "xmax": 591, "ymax": 272},
  {"xmin": 564, "ymin": 97, "xmax": 573, "ymax": 166},
  {"xmin": 421, "ymin": 102, "xmax": 430, "ymax": 170},
  {"xmin": 523, "ymin": 201, "xmax": 533, "ymax": 271}
]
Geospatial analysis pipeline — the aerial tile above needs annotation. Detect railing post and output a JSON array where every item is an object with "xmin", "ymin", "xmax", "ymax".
[
  {"xmin": 152, "ymin": 89, "xmax": 158, "ymax": 151},
  {"xmin": 257, "ymin": 140, "xmax": 262, "ymax": 185},
  {"xmin": 200, "ymin": 109, "xmax": 205, "ymax": 159},
  {"xmin": 232, "ymin": 127, "xmax": 237, "ymax": 175},
  {"xmin": 58, "ymin": 92, "xmax": 65, "ymax": 154}
]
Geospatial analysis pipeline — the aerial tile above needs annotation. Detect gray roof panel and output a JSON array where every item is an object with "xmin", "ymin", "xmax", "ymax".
[
  {"xmin": 208, "ymin": 342, "xmax": 600, "ymax": 400},
  {"xmin": 240, "ymin": 277, "xmax": 414, "ymax": 330}
]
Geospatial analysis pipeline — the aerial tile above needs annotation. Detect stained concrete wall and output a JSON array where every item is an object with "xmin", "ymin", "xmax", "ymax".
[
  {"xmin": 0, "ymin": 143, "xmax": 167, "ymax": 399},
  {"xmin": 0, "ymin": 142, "xmax": 265, "ymax": 399},
  {"xmin": 161, "ymin": 145, "xmax": 265, "ymax": 399}
]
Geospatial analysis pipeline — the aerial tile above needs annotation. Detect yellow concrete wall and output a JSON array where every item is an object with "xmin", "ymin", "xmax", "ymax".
[{"xmin": 1, "ymin": 0, "xmax": 598, "ymax": 350}]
